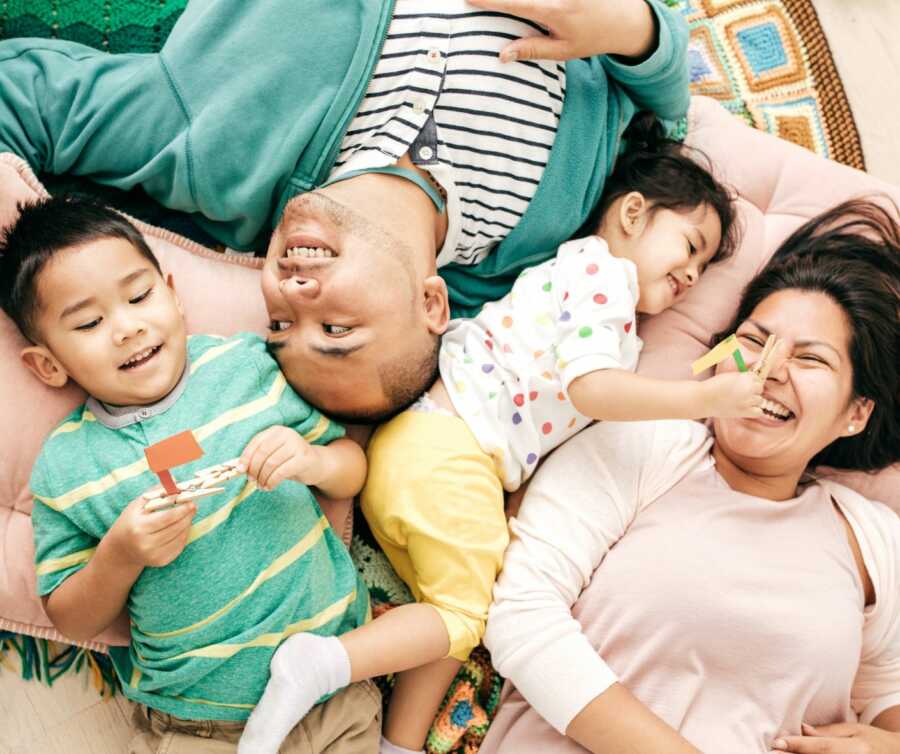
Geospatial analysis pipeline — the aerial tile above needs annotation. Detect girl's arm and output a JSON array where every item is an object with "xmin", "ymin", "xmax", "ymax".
[{"xmin": 567, "ymin": 367, "xmax": 764, "ymax": 422}]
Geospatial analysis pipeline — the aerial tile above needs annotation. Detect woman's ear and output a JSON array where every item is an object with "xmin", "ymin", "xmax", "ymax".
[
  {"xmin": 619, "ymin": 191, "xmax": 649, "ymax": 237},
  {"xmin": 422, "ymin": 275, "xmax": 450, "ymax": 335},
  {"xmin": 21, "ymin": 345, "xmax": 70, "ymax": 389},
  {"xmin": 843, "ymin": 396, "xmax": 875, "ymax": 437}
]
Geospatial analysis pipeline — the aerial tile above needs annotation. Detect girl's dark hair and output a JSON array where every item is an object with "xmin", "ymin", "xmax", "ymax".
[
  {"xmin": 582, "ymin": 111, "xmax": 739, "ymax": 264},
  {"xmin": 716, "ymin": 198, "xmax": 900, "ymax": 472},
  {"xmin": 0, "ymin": 195, "xmax": 160, "ymax": 342}
]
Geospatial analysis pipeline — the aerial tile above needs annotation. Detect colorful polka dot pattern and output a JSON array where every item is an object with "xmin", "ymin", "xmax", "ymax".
[{"xmin": 439, "ymin": 235, "xmax": 642, "ymax": 490}]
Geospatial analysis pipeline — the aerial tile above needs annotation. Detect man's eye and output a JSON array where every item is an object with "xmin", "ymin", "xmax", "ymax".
[
  {"xmin": 737, "ymin": 332, "xmax": 763, "ymax": 346},
  {"xmin": 268, "ymin": 320, "xmax": 292, "ymax": 332},
  {"xmin": 323, "ymin": 324, "xmax": 352, "ymax": 336},
  {"xmin": 130, "ymin": 287, "xmax": 153, "ymax": 304},
  {"xmin": 75, "ymin": 319, "xmax": 101, "ymax": 331}
]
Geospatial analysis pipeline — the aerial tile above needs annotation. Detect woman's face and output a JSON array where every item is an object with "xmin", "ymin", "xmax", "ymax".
[{"xmin": 712, "ymin": 288, "xmax": 873, "ymax": 476}]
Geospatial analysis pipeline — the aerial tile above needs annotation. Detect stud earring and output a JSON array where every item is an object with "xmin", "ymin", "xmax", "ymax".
[{"xmin": 848, "ymin": 425, "xmax": 855, "ymax": 433}]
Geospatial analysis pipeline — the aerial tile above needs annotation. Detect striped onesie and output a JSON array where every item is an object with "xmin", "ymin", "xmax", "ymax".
[{"xmin": 30, "ymin": 333, "xmax": 369, "ymax": 720}]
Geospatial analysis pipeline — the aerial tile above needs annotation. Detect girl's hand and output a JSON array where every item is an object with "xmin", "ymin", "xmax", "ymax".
[
  {"xmin": 107, "ymin": 495, "xmax": 196, "ymax": 568},
  {"xmin": 773, "ymin": 722, "xmax": 900, "ymax": 753},
  {"xmin": 241, "ymin": 425, "xmax": 324, "ymax": 492},
  {"xmin": 700, "ymin": 371, "xmax": 765, "ymax": 419},
  {"xmin": 467, "ymin": 0, "xmax": 657, "ymax": 62}
]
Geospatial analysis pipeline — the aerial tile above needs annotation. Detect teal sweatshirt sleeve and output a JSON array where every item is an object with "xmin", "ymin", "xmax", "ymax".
[
  {"xmin": 0, "ymin": 1, "xmax": 393, "ymax": 251},
  {"xmin": 0, "ymin": 39, "xmax": 194, "ymax": 206},
  {"xmin": 601, "ymin": 0, "xmax": 691, "ymax": 122}
]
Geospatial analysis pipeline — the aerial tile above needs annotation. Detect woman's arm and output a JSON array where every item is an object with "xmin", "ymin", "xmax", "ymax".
[{"xmin": 484, "ymin": 420, "xmax": 711, "ymax": 748}]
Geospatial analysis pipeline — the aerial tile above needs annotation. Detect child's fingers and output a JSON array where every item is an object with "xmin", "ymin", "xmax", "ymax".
[
  {"xmin": 257, "ymin": 446, "xmax": 295, "ymax": 490},
  {"xmin": 243, "ymin": 437, "xmax": 287, "ymax": 483},
  {"xmin": 141, "ymin": 502, "xmax": 196, "ymax": 533}
]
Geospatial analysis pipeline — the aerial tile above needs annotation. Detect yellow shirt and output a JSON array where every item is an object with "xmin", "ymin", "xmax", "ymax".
[{"xmin": 361, "ymin": 410, "xmax": 509, "ymax": 660}]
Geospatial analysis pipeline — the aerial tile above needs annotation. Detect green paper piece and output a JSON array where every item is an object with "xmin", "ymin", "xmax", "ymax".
[{"xmin": 732, "ymin": 349, "xmax": 748, "ymax": 372}]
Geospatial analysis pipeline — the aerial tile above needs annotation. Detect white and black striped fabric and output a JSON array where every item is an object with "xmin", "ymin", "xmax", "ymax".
[{"xmin": 329, "ymin": 0, "xmax": 566, "ymax": 268}]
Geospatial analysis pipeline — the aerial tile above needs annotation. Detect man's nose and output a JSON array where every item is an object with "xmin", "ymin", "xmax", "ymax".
[{"xmin": 280, "ymin": 276, "xmax": 321, "ymax": 302}]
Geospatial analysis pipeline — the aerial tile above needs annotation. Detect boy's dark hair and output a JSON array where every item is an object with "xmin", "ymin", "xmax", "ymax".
[
  {"xmin": 716, "ymin": 198, "xmax": 900, "ymax": 472},
  {"xmin": 0, "ymin": 195, "xmax": 160, "ymax": 342},
  {"xmin": 581, "ymin": 112, "xmax": 740, "ymax": 264}
]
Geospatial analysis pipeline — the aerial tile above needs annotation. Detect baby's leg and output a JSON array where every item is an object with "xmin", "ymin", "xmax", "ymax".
[{"xmin": 383, "ymin": 657, "xmax": 463, "ymax": 751}]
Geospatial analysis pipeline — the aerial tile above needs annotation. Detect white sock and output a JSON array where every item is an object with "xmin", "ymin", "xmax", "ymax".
[
  {"xmin": 237, "ymin": 633, "xmax": 351, "ymax": 754},
  {"xmin": 379, "ymin": 737, "xmax": 425, "ymax": 754}
]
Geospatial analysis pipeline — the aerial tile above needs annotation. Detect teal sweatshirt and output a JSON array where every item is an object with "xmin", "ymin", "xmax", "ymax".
[{"xmin": 0, "ymin": 0, "xmax": 689, "ymax": 317}]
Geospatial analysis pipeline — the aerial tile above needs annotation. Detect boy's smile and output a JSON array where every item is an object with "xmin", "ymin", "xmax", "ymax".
[{"xmin": 27, "ymin": 238, "xmax": 187, "ymax": 406}]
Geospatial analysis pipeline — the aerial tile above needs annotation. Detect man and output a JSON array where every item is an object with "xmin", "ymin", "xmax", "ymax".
[{"xmin": 0, "ymin": 0, "xmax": 688, "ymax": 410}]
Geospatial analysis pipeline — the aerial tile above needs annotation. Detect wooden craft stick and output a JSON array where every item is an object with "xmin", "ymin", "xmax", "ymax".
[
  {"xmin": 692, "ymin": 334, "xmax": 741, "ymax": 375},
  {"xmin": 143, "ymin": 486, "xmax": 225, "ymax": 512}
]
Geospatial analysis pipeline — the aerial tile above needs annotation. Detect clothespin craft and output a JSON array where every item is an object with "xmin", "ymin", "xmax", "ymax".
[
  {"xmin": 751, "ymin": 334, "xmax": 779, "ymax": 382},
  {"xmin": 691, "ymin": 334, "xmax": 748, "ymax": 375},
  {"xmin": 142, "ymin": 430, "xmax": 244, "ymax": 512}
]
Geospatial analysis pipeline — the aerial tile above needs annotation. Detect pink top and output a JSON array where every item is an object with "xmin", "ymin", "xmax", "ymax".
[{"xmin": 482, "ymin": 421, "xmax": 900, "ymax": 753}]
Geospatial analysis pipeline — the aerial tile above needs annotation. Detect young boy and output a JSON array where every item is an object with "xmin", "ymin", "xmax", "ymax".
[
  {"xmin": 243, "ymin": 128, "xmax": 762, "ymax": 754},
  {"xmin": 0, "ymin": 196, "xmax": 379, "ymax": 754}
]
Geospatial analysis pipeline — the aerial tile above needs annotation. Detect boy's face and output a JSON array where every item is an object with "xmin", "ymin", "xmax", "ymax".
[{"xmin": 26, "ymin": 238, "xmax": 187, "ymax": 406}]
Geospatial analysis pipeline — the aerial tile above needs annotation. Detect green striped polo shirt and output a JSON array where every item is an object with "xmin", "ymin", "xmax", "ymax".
[{"xmin": 30, "ymin": 333, "xmax": 370, "ymax": 720}]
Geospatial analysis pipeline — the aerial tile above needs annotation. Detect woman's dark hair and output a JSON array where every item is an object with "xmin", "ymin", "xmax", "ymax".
[
  {"xmin": 581, "ymin": 111, "xmax": 740, "ymax": 264},
  {"xmin": 716, "ymin": 198, "xmax": 900, "ymax": 472},
  {"xmin": 0, "ymin": 194, "xmax": 160, "ymax": 342}
]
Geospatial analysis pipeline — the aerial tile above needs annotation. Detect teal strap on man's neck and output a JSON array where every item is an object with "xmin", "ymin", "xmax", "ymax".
[{"xmin": 321, "ymin": 165, "xmax": 445, "ymax": 214}]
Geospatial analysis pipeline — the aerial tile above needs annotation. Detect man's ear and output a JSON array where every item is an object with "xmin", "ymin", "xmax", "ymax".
[
  {"xmin": 21, "ymin": 345, "xmax": 69, "ymax": 389},
  {"xmin": 165, "ymin": 273, "xmax": 185, "ymax": 316},
  {"xmin": 422, "ymin": 275, "xmax": 450, "ymax": 335},
  {"xmin": 843, "ymin": 396, "xmax": 875, "ymax": 437},
  {"xmin": 619, "ymin": 191, "xmax": 649, "ymax": 237}
]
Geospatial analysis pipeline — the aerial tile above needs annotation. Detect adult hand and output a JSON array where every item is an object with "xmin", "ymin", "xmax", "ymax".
[
  {"xmin": 107, "ymin": 495, "xmax": 196, "ymax": 568},
  {"xmin": 241, "ymin": 425, "xmax": 324, "ymax": 491},
  {"xmin": 467, "ymin": 0, "xmax": 658, "ymax": 62},
  {"xmin": 772, "ymin": 722, "xmax": 900, "ymax": 753}
]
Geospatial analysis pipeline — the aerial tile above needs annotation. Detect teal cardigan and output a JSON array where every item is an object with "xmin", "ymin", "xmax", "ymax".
[{"xmin": 0, "ymin": 0, "xmax": 688, "ymax": 317}]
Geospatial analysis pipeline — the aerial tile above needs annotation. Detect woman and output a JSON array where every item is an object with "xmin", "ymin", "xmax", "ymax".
[{"xmin": 480, "ymin": 200, "xmax": 900, "ymax": 754}]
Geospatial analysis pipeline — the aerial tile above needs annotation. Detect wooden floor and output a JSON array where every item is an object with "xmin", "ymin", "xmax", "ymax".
[{"xmin": 2, "ymin": 2, "xmax": 899, "ymax": 752}]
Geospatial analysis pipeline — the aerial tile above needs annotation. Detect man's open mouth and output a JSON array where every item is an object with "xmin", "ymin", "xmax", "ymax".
[
  {"xmin": 120, "ymin": 345, "xmax": 162, "ymax": 370},
  {"xmin": 285, "ymin": 246, "xmax": 336, "ymax": 259},
  {"xmin": 760, "ymin": 396, "xmax": 794, "ymax": 422}
]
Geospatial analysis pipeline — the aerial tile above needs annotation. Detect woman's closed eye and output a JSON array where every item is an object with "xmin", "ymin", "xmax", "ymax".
[
  {"xmin": 737, "ymin": 332, "xmax": 764, "ymax": 347},
  {"xmin": 75, "ymin": 318, "xmax": 101, "ymax": 331}
]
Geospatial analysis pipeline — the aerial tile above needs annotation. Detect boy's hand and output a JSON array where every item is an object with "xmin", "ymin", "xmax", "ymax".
[
  {"xmin": 241, "ymin": 426, "xmax": 324, "ymax": 492},
  {"xmin": 107, "ymin": 495, "xmax": 196, "ymax": 568},
  {"xmin": 701, "ymin": 371, "xmax": 765, "ymax": 419},
  {"xmin": 467, "ymin": 0, "xmax": 657, "ymax": 61}
]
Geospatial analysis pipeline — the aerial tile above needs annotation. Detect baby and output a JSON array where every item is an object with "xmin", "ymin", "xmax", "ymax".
[
  {"xmin": 0, "ymin": 196, "xmax": 379, "ymax": 753},
  {"xmin": 243, "ymin": 119, "xmax": 760, "ymax": 754}
]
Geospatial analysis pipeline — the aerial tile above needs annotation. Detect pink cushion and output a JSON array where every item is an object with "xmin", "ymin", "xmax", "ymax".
[{"xmin": 1, "ymin": 96, "xmax": 898, "ymax": 650}]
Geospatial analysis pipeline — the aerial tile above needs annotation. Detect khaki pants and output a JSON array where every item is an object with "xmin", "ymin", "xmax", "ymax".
[{"xmin": 128, "ymin": 681, "xmax": 382, "ymax": 754}]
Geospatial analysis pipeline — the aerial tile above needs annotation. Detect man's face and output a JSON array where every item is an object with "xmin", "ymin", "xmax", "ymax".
[
  {"xmin": 261, "ymin": 191, "xmax": 429, "ymax": 416},
  {"xmin": 30, "ymin": 239, "xmax": 187, "ymax": 405}
]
